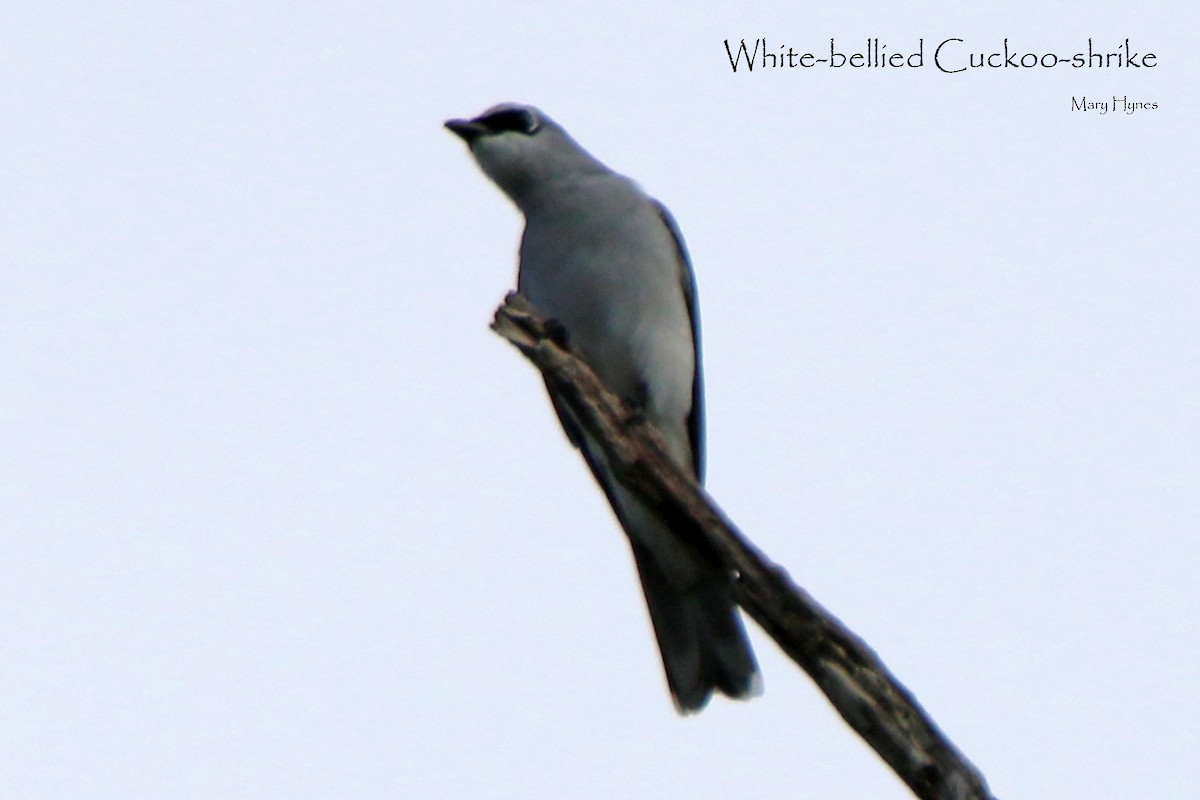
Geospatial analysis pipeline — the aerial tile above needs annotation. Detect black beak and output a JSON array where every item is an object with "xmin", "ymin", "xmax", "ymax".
[{"xmin": 444, "ymin": 118, "xmax": 487, "ymax": 144}]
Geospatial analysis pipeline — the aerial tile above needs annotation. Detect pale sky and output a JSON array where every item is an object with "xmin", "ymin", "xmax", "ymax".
[{"xmin": 3, "ymin": 2, "xmax": 1197, "ymax": 798}]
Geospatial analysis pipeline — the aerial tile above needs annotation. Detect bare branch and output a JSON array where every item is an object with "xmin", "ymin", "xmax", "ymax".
[{"xmin": 491, "ymin": 292, "xmax": 996, "ymax": 800}]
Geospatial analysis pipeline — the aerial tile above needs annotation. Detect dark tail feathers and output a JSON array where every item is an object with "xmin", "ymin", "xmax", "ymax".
[{"xmin": 631, "ymin": 541, "xmax": 760, "ymax": 713}]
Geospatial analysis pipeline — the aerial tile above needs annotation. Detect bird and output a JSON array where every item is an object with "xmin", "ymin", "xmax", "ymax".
[{"xmin": 445, "ymin": 103, "xmax": 760, "ymax": 712}]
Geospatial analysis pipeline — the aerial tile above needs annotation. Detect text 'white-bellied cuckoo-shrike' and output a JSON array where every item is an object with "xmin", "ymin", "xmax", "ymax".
[{"xmin": 446, "ymin": 103, "xmax": 760, "ymax": 712}]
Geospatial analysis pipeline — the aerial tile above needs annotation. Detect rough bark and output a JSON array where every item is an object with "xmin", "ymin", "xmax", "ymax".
[{"xmin": 491, "ymin": 292, "xmax": 996, "ymax": 800}]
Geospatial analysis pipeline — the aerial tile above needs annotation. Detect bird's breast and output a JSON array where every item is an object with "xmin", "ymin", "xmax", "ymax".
[{"xmin": 517, "ymin": 186, "xmax": 696, "ymax": 452}]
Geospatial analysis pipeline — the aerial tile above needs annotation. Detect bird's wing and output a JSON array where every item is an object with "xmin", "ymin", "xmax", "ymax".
[{"xmin": 651, "ymin": 199, "xmax": 705, "ymax": 483}]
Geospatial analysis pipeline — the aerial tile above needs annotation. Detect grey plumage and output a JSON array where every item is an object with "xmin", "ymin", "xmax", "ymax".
[{"xmin": 446, "ymin": 103, "xmax": 760, "ymax": 712}]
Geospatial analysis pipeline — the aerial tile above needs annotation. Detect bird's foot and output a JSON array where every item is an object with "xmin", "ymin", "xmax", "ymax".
[
  {"xmin": 621, "ymin": 384, "xmax": 649, "ymax": 428},
  {"xmin": 543, "ymin": 317, "xmax": 571, "ymax": 349}
]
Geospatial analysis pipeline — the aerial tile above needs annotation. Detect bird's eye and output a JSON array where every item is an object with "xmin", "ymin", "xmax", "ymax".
[{"xmin": 479, "ymin": 109, "xmax": 541, "ymax": 136}]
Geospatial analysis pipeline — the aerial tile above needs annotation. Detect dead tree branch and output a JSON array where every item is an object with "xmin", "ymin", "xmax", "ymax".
[{"xmin": 490, "ymin": 292, "xmax": 996, "ymax": 800}]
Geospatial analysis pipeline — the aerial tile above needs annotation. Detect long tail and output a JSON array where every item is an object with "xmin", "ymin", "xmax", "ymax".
[
  {"xmin": 629, "ymin": 535, "xmax": 760, "ymax": 712},
  {"xmin": 545, "ymin": 389, "xmax": 760, "ymax": 711}
]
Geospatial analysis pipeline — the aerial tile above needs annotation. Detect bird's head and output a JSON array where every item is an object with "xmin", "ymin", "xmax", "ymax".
[{"xmin": 445, "ymin": 103, "xmax": 607, "ymax": 207}]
